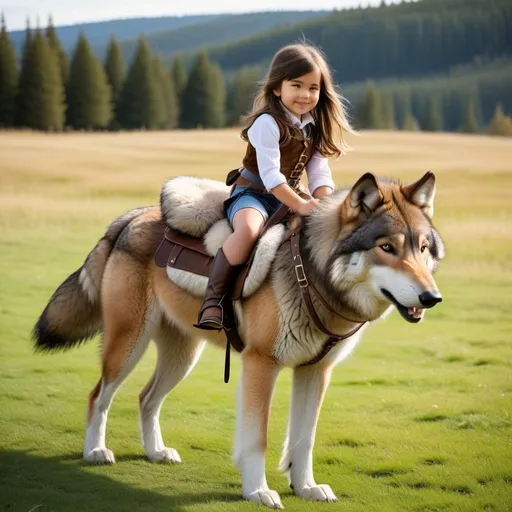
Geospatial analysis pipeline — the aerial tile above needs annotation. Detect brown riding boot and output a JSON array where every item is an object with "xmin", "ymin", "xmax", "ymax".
[{"xmin": 194, "ymin": 248, "xmax": 242, "ymax": 331}]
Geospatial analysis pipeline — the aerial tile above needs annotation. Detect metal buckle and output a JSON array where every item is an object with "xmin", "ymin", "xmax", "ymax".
[{"xmin": 294, "ymin": 255, "xmax": 308, "ymax": 288}]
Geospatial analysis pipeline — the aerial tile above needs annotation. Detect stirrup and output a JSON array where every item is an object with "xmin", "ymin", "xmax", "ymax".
[
  {"xmin": 194, "ymin": 317, "xmax": 223, "ymax": 331},
  {"xmin": 194, "ymin": 302, "xmax": 225, "ymax": 331}
]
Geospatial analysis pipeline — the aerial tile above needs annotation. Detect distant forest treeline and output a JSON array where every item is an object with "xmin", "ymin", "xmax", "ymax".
[
  {"xmin": 207, "ymin": 0, "xmax": 512, "ymax": 81},
  {"xmin": 0, "ymin": 0, "xmax": 511, "ymax": 135}
]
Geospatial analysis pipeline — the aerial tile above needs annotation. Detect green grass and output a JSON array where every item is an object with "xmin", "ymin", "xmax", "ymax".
[{"xmin": 1, "ymin": 130, "xmax": 512, "ymax": 511}]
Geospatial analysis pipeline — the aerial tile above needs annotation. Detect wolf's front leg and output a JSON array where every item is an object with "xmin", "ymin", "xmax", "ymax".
[
  {"xmin": 279, "ymin": 364, "xmax": 338, "ymax": 502},
  {"xmin": 234, "ymin": 348, "xmax": 283, "ymax": 509}
]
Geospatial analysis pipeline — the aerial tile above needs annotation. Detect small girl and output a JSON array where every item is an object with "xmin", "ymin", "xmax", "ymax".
[{"xmin": 195, "ymin": 42, "xmax": 355, "ymax": 330}]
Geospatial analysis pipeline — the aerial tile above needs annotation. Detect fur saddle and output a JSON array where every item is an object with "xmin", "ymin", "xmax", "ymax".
[{"xmin": 156, "ymin": 176, "xmax": 286, "ymax": 299}]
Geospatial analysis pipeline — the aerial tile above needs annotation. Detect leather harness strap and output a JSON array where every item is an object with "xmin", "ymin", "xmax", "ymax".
[
  {"xmin": 231, "ymin": 175, "xmax": 267, "ymax": 192},
  {"xmin": 289, "ymin": 231, "xmax": 367, "ymax": 366}
]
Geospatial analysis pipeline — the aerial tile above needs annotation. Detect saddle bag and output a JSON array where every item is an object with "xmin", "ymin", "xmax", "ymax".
[{"xmin": 155, "ymin": 227, "xmax": 212, "ymax": 277}]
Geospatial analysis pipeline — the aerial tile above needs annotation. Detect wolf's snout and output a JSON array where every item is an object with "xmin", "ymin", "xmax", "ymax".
[{"xmin": 419, "ymin": 290, "xmax": 442, "ymax": 308}]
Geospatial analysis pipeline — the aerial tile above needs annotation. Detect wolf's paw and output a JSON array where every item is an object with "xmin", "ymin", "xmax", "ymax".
[
  {"xmin": 147, "ymin": 447, "xmax": 182, "ymax": 464},
  {"xmin": 246, "ymin": 490, "xmax": 284, "ymax": 509},
  {"xmin": 84, "ymin": 448, "xmax": 115, "ymax": 465},
  {"xmin": 293, "ymin": 484, "xmax": 337, "ymax": 502}
]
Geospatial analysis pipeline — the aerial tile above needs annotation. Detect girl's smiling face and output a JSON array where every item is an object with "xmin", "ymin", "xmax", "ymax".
[{"xmin": 273, "ymin": 68, "xmax": 322, "ymax": 119}]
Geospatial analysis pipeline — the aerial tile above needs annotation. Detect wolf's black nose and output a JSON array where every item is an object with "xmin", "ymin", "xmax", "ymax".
[{"xmin": 419, "ymin": 290, "xmax": 443, "ymax": 308}]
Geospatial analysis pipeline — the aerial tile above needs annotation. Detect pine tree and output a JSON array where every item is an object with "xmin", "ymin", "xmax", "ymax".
[
  {"xmin": 17, "ymin": 29, "xmax": 65, "ymax": 131},
  {"xmin": 206, "ymin": 63, "xmax": 226, "ymax": 128},
  {"xmin": 458, "ymin": 100, "xmax": 479, "ymax": 133},
  {"xmin": 104, "ymin": 35, "xmax": 125, "ymax": 125},
  {"xmin": 381, "ymin": 94, "xmax": 396, "ymax": 130},
  {"xmin": 394, "ymin": 91, "xmax": 412, "ymax": 128},
  {"xmin": 180, "ymin": 52, "xmax": 225, "ymax": 129},
  {"xmin": 117, "ymin": 37, "xmax": 163, "ymax": 129},
  {"xmin": 401, "ymin": 111, "xmax": 420, "ymax": 131},
  {"xmin": 171, "ymin": 56, "xmax": 187, "ymax": 102},
  {"xmin": 0, "ymin": 13, "xmax": 18, "ymax": 127},
  {"xmin": 46, "ymin": 15, "xmax": 69, "ymax": 86},
  {"xmin": 227, "ymin": 66, "xmax": 260, "ymax": 126},
  {"xmin": 15, "ymin": 20, "xmax": 33, "ymax": 127},
  {"xmin": 67, "ymin": 33, "xmax": 112, "ymax": 129},
  {"xmin": 153, "ymin": 55, "xmax": 178, "ymax": 129},
  {"xmin": 356, "ymin": 82, "xmax": 383, "ymax": 129},
  {"xmin": 424, "ymin": 98, "xmax": 443, "ymax": 132},
  {"xmin": 487, "ymin": 104, "xmax": 512, "ymax": 137}
]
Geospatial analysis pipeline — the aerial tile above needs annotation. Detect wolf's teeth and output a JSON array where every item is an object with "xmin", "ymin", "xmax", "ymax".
[{"xmin": 408, "ymin": 307, "xmax": 424, "ymax": 318}]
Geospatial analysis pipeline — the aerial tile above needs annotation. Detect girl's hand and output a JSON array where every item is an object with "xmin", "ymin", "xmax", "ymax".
[
  {"xmin": 297, "ymin": 198, "xmax": 320, "ymax": 216},
  {"xmin": 270, "ymin": 184, "xmax": 320, "ymax": 215}
]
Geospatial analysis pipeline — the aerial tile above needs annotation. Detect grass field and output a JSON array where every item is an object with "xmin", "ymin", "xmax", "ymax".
[{"xmin": 0, "ymin": 130, "xmax": 511, "ymax": 512}]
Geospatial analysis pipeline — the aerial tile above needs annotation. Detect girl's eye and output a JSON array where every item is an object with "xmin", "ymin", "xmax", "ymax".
[
  {"xmin": 293, "ymin": 84, "xmax": 300, "ymax": 88},
  {"xmin": 380, "ymin": 244, "xmax": 395, "ymax": 254}
]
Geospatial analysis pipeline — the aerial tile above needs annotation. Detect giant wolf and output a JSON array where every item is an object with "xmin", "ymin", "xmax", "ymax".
[{"xmin": 34, "ymin": 172, "xmax": 444, "ymax": 508}]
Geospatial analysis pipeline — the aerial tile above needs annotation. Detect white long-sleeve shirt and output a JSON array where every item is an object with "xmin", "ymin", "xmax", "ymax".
[{"xmin": 247, "ymin": 108, "xmax": 335, "ymax": 194}]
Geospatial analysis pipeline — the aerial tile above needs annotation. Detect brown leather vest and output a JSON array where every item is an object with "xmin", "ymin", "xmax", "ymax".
[{"xmin": 242, "ymin": 119, "xmax": 316, "ymax": 187}]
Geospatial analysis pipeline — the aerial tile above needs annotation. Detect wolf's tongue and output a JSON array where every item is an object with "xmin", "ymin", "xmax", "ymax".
[{"xmin": 408, "ymin": 307, "xmax": 424, "ymax": 319}]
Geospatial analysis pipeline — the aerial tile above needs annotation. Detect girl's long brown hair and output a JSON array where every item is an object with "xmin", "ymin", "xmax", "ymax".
[{"xmin": 241, "ymin": 43, "xmax": 356, "ymax": 157}]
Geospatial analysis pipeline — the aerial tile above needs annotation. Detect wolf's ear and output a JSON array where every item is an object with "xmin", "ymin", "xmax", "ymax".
[
  {"xmin": 346, "ymin": 172, "xmax": 383, "ymax": 213},
  {"xmin": 401, "ymin": 171, "xmax": 436, "ymax": 218}
]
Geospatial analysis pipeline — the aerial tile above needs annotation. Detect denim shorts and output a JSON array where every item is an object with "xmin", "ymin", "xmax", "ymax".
[{"xmin": 225, "ymin": 185, "xmax": 283, "ymax": 225}]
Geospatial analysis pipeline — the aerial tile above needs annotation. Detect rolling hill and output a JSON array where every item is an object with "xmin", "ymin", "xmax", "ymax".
[
  {"xmin": 107, "ymin": 11, "xmax": 330, "ymax": 64},
  {"xmin": 8, "ymin": 10, "xmax": 330, "ymax": 63},
  {"xmin": 8, "ymin": 15, "xmax": 219, "ymax": 54}
]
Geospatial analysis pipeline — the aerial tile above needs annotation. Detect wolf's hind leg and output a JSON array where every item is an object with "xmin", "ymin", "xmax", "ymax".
[
  {"xmin": 139, "ymin": 319, "xmax": 205, "ymax": 463},
  {"xmin": 84, "ymin": 254, "xmax": 156, "ymax": 465},
  {"xmin": 84, "ymin": 322, "xmax": 154, "ymax": 464},
  {"xmin": 279, "ymin": 364, "xmax": 337, "ymax": 502}
]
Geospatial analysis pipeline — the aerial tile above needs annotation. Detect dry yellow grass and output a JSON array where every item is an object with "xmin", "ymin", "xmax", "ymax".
[
  {"xmin": 1, "ymin": 130, "xmax": 511, "ymax": 189},
  {"xmin": 1, "ymin": 129, "xmax": 511, "ymax": 268}
]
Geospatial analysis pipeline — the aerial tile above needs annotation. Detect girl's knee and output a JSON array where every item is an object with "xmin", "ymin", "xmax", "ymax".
[
  {"xmin": 233, "ymin": 214, "xmax": 264, "ymax": 239},
  {"xmin": 234, "ymin": 224, "xmax": 262, "ymax": 243}
]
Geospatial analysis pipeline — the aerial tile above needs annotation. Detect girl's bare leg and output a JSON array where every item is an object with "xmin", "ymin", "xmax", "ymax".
[{"xmin": 223, "ymin": 208, "xmax": 265, "ymax": 264}]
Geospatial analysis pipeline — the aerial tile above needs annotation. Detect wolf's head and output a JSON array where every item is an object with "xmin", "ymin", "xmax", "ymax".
[{"xmin": 306, "ymin": 172, "xmax": 444, "ymax": 323}]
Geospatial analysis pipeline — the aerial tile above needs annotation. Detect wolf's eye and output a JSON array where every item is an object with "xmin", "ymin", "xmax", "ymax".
[
  {"xmin": 420, "ymin": 245, "xmax": 428, "ymax": 253},
  {"xmin": 380, "ymin": 244, "xmax": 395, "ymax": 254}
]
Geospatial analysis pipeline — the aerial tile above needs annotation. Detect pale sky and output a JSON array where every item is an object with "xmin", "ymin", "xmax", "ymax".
[{"xmin": 1, "ymin": 0, "xmax": 396, "ymax": 30}]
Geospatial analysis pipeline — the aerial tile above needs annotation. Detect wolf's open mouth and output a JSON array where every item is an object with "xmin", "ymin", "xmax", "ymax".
[{"xmin": 381, "ymin": 289, "xmax": 424, "ymax": 323}]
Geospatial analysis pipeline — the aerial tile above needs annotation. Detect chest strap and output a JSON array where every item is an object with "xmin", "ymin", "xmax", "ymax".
[{"xmin": 289, "ymin": 231, "xmax": 366, "ymax": 366}]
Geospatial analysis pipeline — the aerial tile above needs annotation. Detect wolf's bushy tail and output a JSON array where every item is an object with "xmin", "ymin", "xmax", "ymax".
[{"xmin": 33, "ymin": 207, "xmax": 149, "ymax": 352}]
